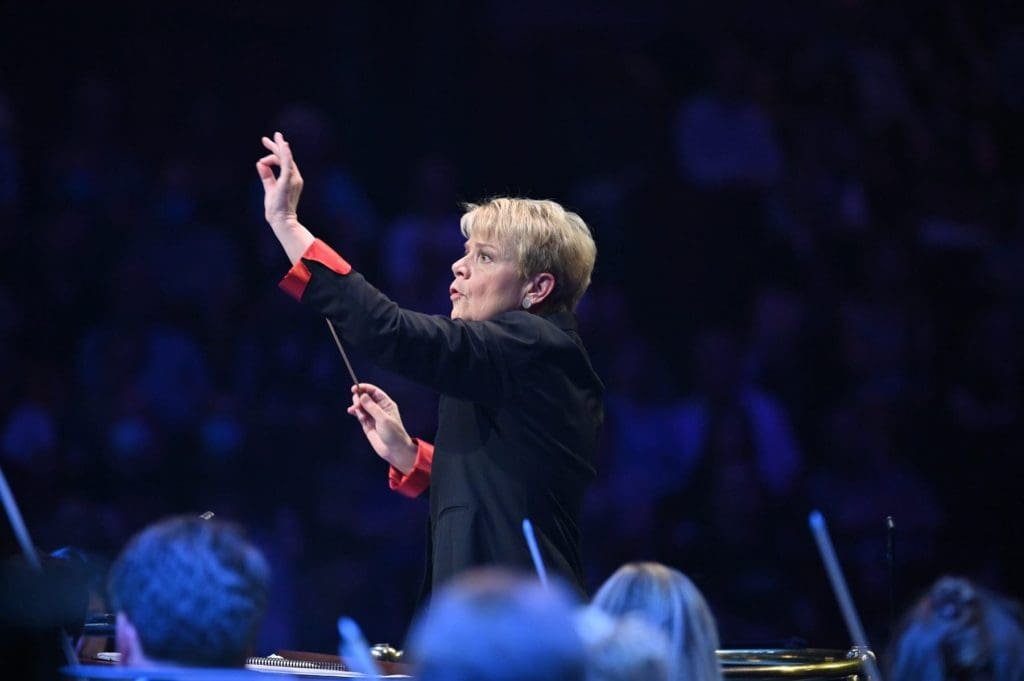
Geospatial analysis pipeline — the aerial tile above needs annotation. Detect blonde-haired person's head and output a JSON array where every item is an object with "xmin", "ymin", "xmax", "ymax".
[
  {"xmin": 592, "ymin": 562, "xmax": 723, "ymax": 681},
  {"xmin": 459, "ymin": 198, "xmax": 597, "ymax": 315},
  {"xmin": 576, "ymin": 608, "xmax": 671, "ymax": 681}
]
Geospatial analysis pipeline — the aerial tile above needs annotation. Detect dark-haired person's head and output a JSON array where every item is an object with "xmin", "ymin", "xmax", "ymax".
[
  {"xmin": 408, "ymin": 568, "xmax": 586, "ymax": 681},
  {"xmin": 886, "ymin": 576, "xmax": 1024, "ymax": 681},
  {"xmin": 108, "ymin": 515, "xmax": 270, "ymax": 668}
]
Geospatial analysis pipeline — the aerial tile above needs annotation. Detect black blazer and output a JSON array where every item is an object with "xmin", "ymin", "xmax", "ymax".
[{"xmin": 300, "ymin": 258, "xmax": 604, "ymax": 594}]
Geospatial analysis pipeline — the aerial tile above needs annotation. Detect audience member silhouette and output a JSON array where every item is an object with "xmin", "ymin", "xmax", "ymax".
[
  {"xmin": 592, "ymin": 562, "xmax": 722, "ymax": 681},
  {"xmin": 407, "ymin": 568, "xmax": 586, "ymax": 681},
  {"xmin": 107, "ymin": 515, "xmax": 270, "ymax": 668},
  {"xmin": 886, "ymin": 576, "xmax": 1024, "ymax": 681}
]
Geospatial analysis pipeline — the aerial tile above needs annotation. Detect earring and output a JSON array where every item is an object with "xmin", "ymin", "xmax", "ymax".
[{"xmin": 522, "ymin": 297, "xmax": 532, "ymax": 310}]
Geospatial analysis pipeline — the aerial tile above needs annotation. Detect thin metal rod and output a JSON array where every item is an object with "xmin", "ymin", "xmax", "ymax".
[
  {"xmin": 886, "ymin": 516, "xmax": 896, "ymax": 638},
  {"xmin": 522, "ymin": 518, "xmax": 549, "ymax": 588},
  {"xmin": 0, "ymin": 466, "xmax": 82, "ymax": 671},
  {"xmin": 337, "ymin": 616, "xmax": 380, "ymax": 678},
  {"xmin": 325, "ymin": 318, "xmax": 360, "ymax": 387},
  {"xmin": 0, "ymin": 465, "xmax": 41, "ymax": 569},
  {"xmin": 808, "ymin": 510, "xmax": 884, "ymax": 681}
]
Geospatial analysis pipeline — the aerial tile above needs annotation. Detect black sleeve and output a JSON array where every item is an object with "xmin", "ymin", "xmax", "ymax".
[{"xmin": 301, "ymin": 259, "xmax": 544, "ymax": 404}]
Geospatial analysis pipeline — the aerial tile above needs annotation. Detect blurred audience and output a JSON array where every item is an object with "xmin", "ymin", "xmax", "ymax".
[{"xmin": 674, "ymin": 41, "xmax": 783, "ymax": 190}]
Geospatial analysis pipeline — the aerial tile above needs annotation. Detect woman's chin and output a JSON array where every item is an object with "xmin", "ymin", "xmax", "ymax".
[{"xmin": 451, "ymin": 300, "xmax": 470, "ymax": 320}]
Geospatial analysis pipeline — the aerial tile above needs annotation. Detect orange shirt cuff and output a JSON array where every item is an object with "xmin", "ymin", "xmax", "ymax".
[
  {"xmin": 388, "ymin": 438, "xmax": 433, "ymax": 498},
  {"xmin": 279, "ymin": 238, "xmax": 353, "ymax": 301}
]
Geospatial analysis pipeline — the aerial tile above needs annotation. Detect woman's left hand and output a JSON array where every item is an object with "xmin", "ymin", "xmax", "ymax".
[{"xmin": 347, "ymin": 383, "xmax": 419, "ymax": 473}]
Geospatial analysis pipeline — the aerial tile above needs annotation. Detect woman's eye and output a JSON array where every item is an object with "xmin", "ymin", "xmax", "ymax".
[{"xmin": 478, "ymin": 253, "xmax": 492, "ymax": 263}]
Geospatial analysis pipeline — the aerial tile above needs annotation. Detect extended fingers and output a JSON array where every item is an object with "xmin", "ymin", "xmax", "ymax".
[
  {"xmin": 260, "ymin": 133, "xmax": 292, "ymax": 165},
  {"xmin": 271, "ymin": 132, "xmax": 292, "ymax": 160},
  {"xmin": 274, "ymin": 132, "xmax": 294, "ymax": 182},
  {"xmin": 259, "ymin": 132, "xmax": 302, "ymax": 190},
  {"xmin": 261, "ymin": 133, "xmax": 288, "ymax": 150}
]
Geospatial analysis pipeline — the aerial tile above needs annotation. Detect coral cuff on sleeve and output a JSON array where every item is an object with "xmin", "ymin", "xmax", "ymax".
[
  {"xmin": 388, "ymin": 438, "xmax": 434, "ymax": 498},
  {"xmin": 278, "ymin": 238, "xmax": 353, "ymax": 301}
]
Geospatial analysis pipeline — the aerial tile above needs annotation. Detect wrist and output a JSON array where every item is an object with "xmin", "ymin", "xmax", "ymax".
[
  {"xmin": 270, "ymin": 218, "xmax": 315, "ymax": 264},
  {"xmin": 269, "ymin": 214, "xmax": 302, "ymax": 233},
  {"xmin": 389, "ymin": 436, "xmax": 418, "ymax": 474}
]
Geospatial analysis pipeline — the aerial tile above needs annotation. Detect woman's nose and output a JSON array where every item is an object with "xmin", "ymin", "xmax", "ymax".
[{"xmin": 452, "ymin": 255, "xmax": 467, "ymax": 277}]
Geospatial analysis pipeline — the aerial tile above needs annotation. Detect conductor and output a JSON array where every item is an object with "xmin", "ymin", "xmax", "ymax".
[{"xmin": 257, "ymin": 132, "xmax": 603, "ymax": 595}]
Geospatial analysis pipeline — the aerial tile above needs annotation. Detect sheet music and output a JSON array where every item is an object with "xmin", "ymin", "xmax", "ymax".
[{"xmin": 81, "ymin": 653, "xmax": 411, "ymax": 678}]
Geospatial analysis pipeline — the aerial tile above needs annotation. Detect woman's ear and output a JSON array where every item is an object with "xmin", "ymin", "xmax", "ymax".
[{"xmin": 523, "ymin": 273, "xmax": 556, "ymax": 308}]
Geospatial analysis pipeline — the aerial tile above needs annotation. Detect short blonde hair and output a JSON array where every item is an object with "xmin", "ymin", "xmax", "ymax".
[
  {"xmin": 592, "ymin": 562, "xmax": 723, "ymax": 681},
  {"xmin": 460, "ymin": 198, "xmax": 597, "ymax": 314}
]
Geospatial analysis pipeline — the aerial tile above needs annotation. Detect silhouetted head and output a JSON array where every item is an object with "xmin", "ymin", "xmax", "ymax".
[
  {"xmin": 108, "ymin": 515, "xmax": 270, "ymax": 668},
  {"xmin": 886, "ymin": 576, "xmax": 1024, "ymax": 681},
  {"xmin": 409, "ymin": 568, "xmax": 586, "ymax": 681}
]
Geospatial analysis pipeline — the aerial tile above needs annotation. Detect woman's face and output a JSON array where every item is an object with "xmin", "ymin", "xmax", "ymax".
[{"xmin": 449, "ymin": 235, "xmax": 525, "ymax": 321}]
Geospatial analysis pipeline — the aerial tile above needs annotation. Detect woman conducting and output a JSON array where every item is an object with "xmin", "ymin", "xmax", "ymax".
[{"xmin": 256, "ymin": 132, "xmax": 604, "ymax": 595}]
